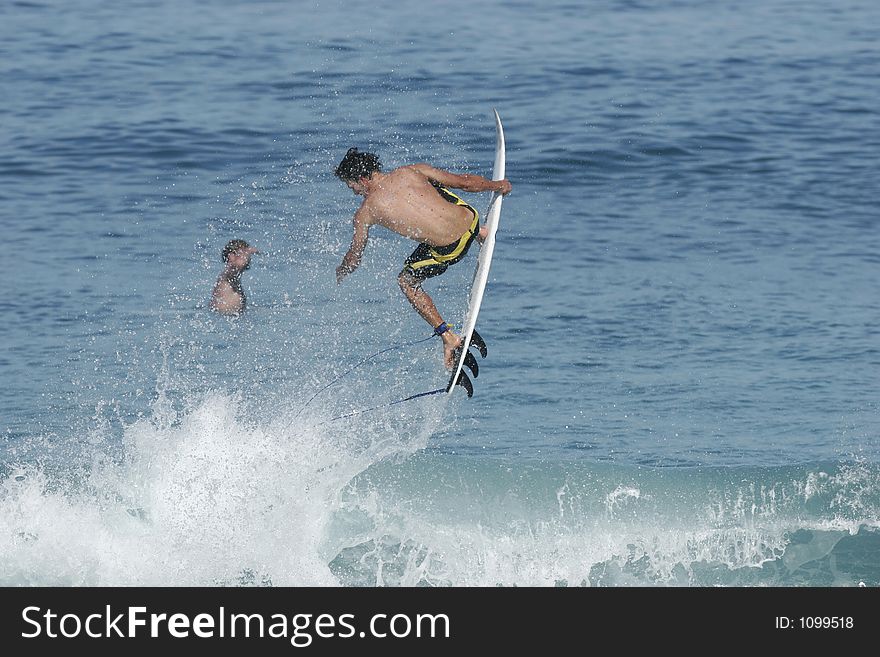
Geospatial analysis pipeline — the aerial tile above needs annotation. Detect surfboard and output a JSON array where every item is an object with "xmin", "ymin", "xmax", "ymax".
[{"xmin": 447, "ymin": 108, "xmax": 506, "ymax": 397}]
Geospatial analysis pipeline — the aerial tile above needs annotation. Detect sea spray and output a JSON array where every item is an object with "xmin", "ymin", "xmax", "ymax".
[{"xmin": 0, "ymin": 385, "xmax": 443, "ymax": 586}]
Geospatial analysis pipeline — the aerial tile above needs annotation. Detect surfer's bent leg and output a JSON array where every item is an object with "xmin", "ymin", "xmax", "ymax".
[{"xmin": 398, "ymin": 263, "xmax": 462, "ymax": 370}]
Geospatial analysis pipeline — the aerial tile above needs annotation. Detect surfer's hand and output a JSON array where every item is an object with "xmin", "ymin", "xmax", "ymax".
[
  {"xmin": 497, "ymin": 179, "xmax": 512, "ymax": 195},
  {"xmin": 336, "ymin": 250, "xmax": 361, "ymax": 283}
]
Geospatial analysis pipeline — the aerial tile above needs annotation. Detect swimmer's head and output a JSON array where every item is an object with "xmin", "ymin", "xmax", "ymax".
[
  {"xmin": 222, "ymin": 239, "xmax": 259, "ymax": 264},
  {"xmin": 334, "ymin": 147, "xmax": 381, "ymax": 183}
]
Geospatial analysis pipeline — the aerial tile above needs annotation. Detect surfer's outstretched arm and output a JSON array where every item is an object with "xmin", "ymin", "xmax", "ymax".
[
  {"xmin": 411, "ymin": 164, "xmax": 511, "ymax": 195},
  {"xmin": 336, "ymin": 206, "xmax": 371, "ymax": 283}
]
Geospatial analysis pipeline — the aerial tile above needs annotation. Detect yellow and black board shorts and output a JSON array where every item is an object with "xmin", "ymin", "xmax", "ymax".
[{"xmin": 401, "ymin": 185, "xmax": 479, "ymax": 283}]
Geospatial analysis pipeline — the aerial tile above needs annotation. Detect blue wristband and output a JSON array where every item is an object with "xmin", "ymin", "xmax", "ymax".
[{"xmin": 434, "ymin": 322, "xmax": 450, "ymax": 336}]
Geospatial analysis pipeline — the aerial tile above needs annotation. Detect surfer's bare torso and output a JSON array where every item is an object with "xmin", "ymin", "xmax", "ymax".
[{"xmin": 345, "ymin": 164, "xmax": 486, "ymax": 247}]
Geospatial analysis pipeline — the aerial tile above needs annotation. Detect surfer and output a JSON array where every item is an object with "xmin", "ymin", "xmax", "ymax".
[
  {"xmin": 334, "ymin": 147, "xmax": 511, "ymax": 369},
  {"xmin": 210, "ymin": 239, "xmax": 260, "ymax": 316}
]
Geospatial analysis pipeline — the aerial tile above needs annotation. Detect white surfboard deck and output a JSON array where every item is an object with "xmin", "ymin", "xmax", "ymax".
[{"xmin": 446, "ymin": 108, "xmax": 506, "ymax": 396}]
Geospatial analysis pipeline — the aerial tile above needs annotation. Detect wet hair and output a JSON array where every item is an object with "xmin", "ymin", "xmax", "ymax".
[
  {"xmin": 222, "ymin": 239, "xmax": 252, "ymax": 262},
  {"xmin": 334, "ymin": 147, "xmax": 381, "ymax": 182}
]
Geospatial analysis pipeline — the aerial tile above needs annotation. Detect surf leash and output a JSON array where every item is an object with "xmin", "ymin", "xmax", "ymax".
[
  {"xmin": 319, "ymin": 329, "xmax": 489, "ymax": 424},
  {"xmin": 289, "ymin": 332, "xmax": 437, "ymax": 423},
  {"xmin": 321, "ymin": 387, "xmax": 447, "ymax": 424}
]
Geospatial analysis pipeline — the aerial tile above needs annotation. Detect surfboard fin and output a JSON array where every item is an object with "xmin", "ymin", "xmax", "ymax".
[
  {"xmin": 470, "ymin": 329, "xmax": 488, "ymax": 358},
  {"xmin": 464, "ymin": 350, "xmax": 479, "ymax": 378},
  {"xmin": 446, "ymin": 343, "xmax": 475, "ymax": 397},
  {"xmin": 453, "ymin": 370, "xmax": 474, "ymax": 397}
]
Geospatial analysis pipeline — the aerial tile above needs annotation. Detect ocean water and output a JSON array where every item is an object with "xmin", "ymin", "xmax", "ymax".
[{"xmin": 1, "ymin": 0, "xmax": 878, "ymax": 586}]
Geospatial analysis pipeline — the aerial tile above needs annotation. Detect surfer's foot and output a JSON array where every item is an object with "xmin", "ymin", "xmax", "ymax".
[{"xmin": 442, "ymin": 331, "xmax": 463, "ymax": 370}]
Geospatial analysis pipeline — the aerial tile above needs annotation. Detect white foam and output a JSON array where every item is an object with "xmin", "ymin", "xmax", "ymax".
[{"xmin": 0, "ymin": 388, "xmax": 436, "ymax": 586}]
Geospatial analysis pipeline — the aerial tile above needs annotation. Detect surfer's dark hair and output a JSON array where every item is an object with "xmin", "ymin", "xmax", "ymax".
[
  {"xmin": 222, "ymin": 239, "xmax": 252, "ymax": 262},
  {"xmin": 334, "ymin": 147, "xmax": 381, "ymax": 181}
]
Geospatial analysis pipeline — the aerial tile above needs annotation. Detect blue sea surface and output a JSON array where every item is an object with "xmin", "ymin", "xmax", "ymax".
[{"xmin": 1, "ymin": 0, "xmax": 878, "ymax": 586}]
